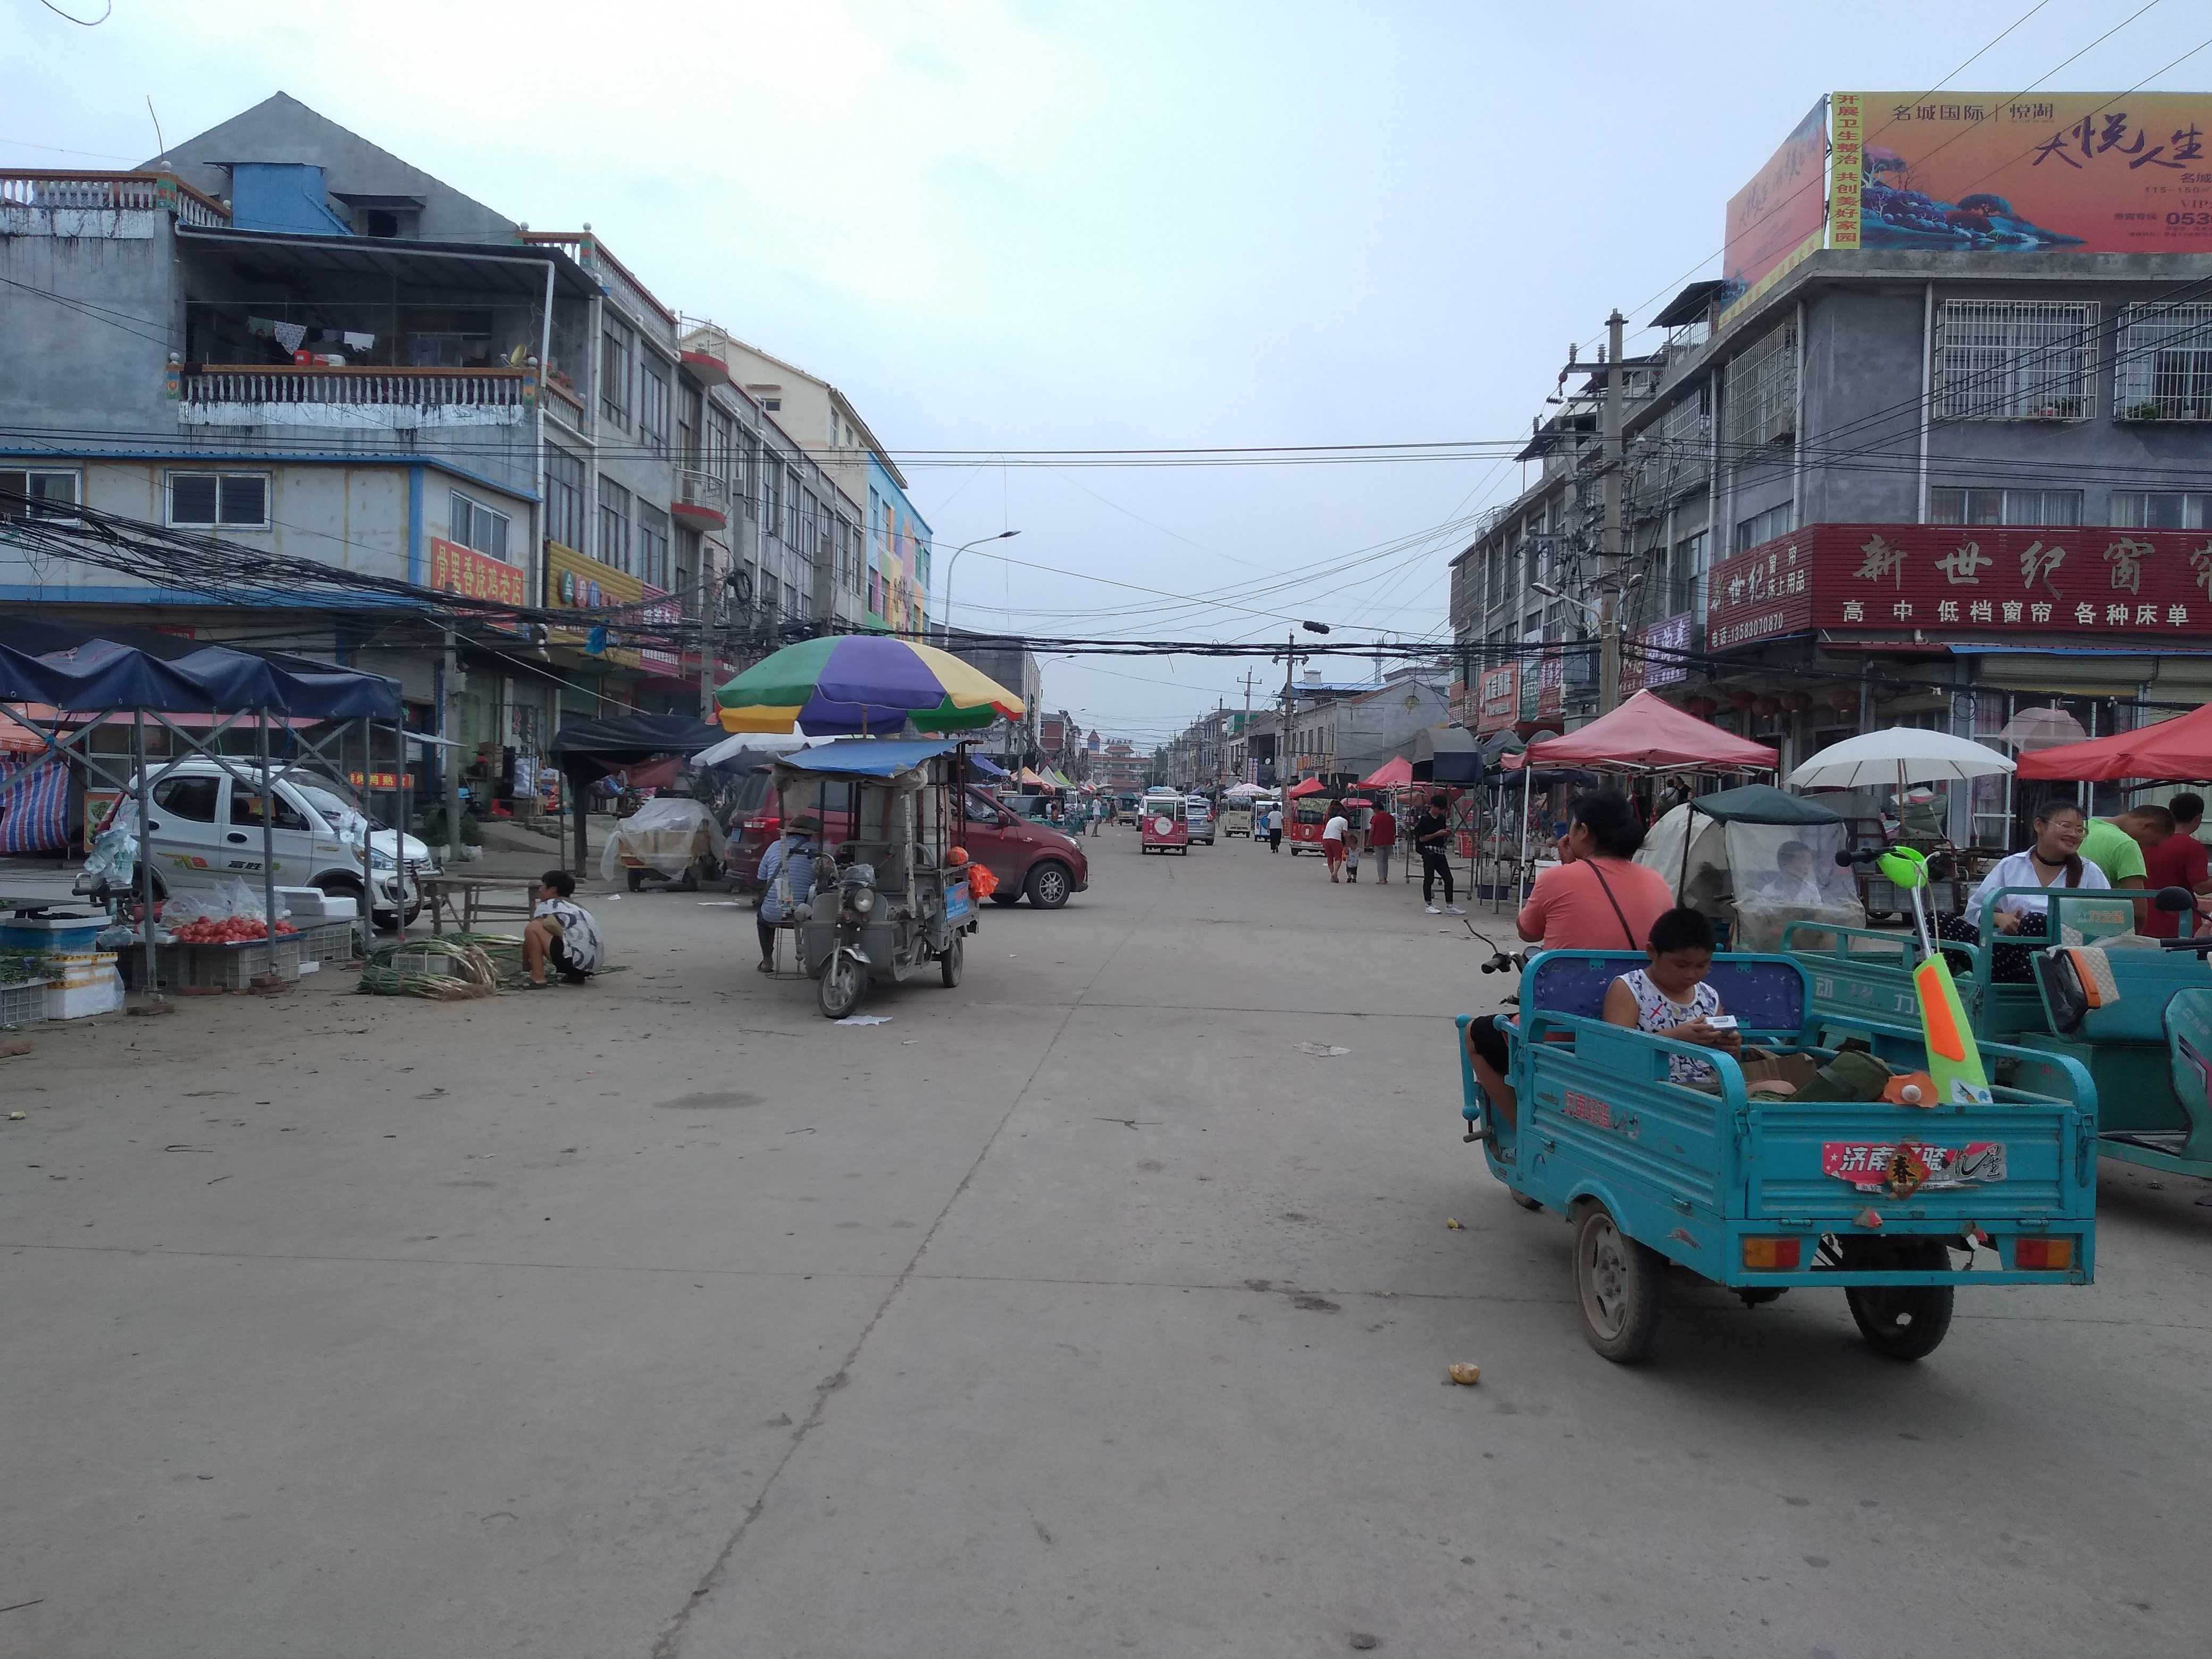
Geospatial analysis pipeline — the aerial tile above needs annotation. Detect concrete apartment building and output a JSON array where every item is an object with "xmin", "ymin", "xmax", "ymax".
[
  {"xmin": 2, "ymin": 94, "xmax": 867, "ymax": 813},
  {"xmin": 1451, "ymin": 91, "xmax": 2212, "ymax": 844},
  {"xmin": 681, "ymin": 327, "xmax": 931, "ymax": 636}
]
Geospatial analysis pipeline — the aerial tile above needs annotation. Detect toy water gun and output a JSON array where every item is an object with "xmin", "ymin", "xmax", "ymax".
[{"xmin": 1839, "ymin": 844, "xmax": 1992, "ymax": 1106}]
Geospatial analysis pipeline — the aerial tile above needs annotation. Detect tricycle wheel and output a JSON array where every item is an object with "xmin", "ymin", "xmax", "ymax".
[
  {"xmin": 1846, "ymin": 1283, "xmax": 1954, "ymax": 1361},
  {"xmin": 1508, "ymin": 1189, "xmax": 1543, "ymax": 1212},
  {"xmin": 818, "ymin": 954, "xmax": 868, "ymax": 1019},
  {"xmin": 940, "ymin": 935, "xmax": 963, "ymax": 987},
  {"xmin": 1572, "ymin": 1203, "xmax": 1664, "ymax": 1363},
  {"xmin": 626, "ymin": 868, "xmax": 645, "ymax": 892}
]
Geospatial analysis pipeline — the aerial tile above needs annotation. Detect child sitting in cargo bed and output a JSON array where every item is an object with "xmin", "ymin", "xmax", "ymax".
[{"xmin": 1601, "ymin": 907, "xmax": 1740, "ymax": 1086}]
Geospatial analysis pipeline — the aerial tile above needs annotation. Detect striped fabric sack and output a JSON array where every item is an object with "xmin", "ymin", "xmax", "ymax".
[{"xmin": 0, "ymin": 758, "xmax": 70, "ymax": 854}]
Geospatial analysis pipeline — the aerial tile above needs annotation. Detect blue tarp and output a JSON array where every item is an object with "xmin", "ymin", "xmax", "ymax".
[
  {"xmin": 0, "ymin": 622, "xmax": 399, "ymax": 718},
  {"xmin": 968, "ymin": 753, "xmax": 1008, "ymax": 778},
  {"xmin": 774, "ymin": 739, "xmax": 960, "ymax": 780}
]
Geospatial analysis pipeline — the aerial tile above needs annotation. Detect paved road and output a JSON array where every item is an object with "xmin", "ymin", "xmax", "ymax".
[{"xmin": 4, "ymin": 828, "xmax": 2209, "ymax": 1656}]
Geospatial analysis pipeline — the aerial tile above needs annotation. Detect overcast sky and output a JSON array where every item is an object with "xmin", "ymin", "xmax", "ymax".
[{"xmin": 8, "ymin": 0, "xmax": 2206, "ymax": 749}]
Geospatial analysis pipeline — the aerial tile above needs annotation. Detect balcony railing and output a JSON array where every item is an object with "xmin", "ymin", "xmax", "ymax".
[
  {"xmin": 175, "ymin": 364, "xmax": 537, "ymax": 427},
  {"xmin": 1, "ymin": 170, "xmax": 229, "ymax": 228}
]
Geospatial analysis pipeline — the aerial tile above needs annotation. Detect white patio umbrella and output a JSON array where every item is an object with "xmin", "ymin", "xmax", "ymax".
[
  {"xmin": 1787, "ymin": 729, "xmax": 2016, "ymax": 792},
  {"xmin": 1224, "ymin": 781, "xmax": 1269, "ymax": 797},
  {"xmin": 1996, "ymin": 705, "xmax": 2090, "ymax": 752}
]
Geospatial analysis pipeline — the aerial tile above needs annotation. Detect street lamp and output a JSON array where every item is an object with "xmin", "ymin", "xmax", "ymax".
[{"xmin": 938, "ymin": 530, "xmax": 1021, "ymax": 644}]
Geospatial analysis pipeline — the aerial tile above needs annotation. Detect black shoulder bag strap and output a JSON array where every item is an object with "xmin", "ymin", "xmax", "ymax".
[{"xmin": 1583, "ymin": 858, "xmax": 1639, "ymax": 949}]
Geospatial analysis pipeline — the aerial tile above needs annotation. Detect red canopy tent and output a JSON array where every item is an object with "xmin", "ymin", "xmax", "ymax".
[
  {"xmin": 1286, "ymin": 777, "xmax": 1328, "ymax": 798},
  {"xmin": 1359, "ymin": 755, "xmax": 1414, "ymax": 789},
  {"xmin": 2015, "ymin": 703, "xmax": 2212, "ymax": 782},
  {"xmin": 1523, "ymin": 690, "xmax": 1778, "ymax": 773}
]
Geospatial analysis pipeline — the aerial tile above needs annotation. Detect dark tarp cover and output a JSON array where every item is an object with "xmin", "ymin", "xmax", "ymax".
[
  {"xmin": 1680, "ymin": 783, "xmax": 1845, "ymax": 826},
  {"xmin": 1411, "ymin": 725, "xmax": 1484, "ymax": 784},
  {"xmin": 547, "ymin": 712, "xmax": 721, "ymax": 760},
  {"xmin": 0, "ymin": 619, "xmax": 400, "ymax": 718}
]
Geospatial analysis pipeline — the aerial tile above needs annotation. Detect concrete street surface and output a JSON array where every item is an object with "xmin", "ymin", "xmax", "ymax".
[{"xmin": 4, "ymin": 825, "xmax": 2209, "ymax": 1657}]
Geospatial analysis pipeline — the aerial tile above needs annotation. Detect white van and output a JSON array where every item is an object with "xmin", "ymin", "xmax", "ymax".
[{"xmin": 79, "ymin": 760, "xmax": 430, "ymax": 926}]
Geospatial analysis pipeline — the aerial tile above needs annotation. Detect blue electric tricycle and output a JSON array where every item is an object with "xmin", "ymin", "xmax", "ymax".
[
  {"xmin": 1456, "ymin": 950, "xmax": 2099, "ymax": 1363},
  {"xmin": 1789, "ymin": 885, "xmax": 2212, "ymax": 1182}
]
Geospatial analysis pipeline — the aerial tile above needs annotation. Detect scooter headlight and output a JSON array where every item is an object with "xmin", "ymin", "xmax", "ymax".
[{"xmin": 851, "ymin": 886, "xmax": 876, "ymax": 915}]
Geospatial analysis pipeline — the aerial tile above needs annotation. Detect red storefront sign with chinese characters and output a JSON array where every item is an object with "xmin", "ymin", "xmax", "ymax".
[
  {"xmin": 1536, "ymin": 647, "xmax": 1564, "ymax": 719},
  {"xmin": 1474, "ymin": 664, "xmax": 1519, "ymax": 735},
  {"xmin": 1705, "ymin": 523, "xmax": 2212, "ymax": 650},
  {"xmin": 429, "ymin": 535, "xmax": 527, "ymax": 608}
]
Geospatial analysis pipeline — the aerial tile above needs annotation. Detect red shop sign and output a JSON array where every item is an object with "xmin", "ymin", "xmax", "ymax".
[{"xmin": 1706, "ymin": 523, "xmax": 2212, "ymax": 650}]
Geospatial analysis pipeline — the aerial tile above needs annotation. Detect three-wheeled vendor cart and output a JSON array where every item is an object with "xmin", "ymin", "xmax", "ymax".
[
  {"xmin": 1457, "ymin": 949, "xmax": 2098, "ymax": 1363},
  {"xmin": 769, "ymin": 739, "xmax": 981, "ymax": 1019}
]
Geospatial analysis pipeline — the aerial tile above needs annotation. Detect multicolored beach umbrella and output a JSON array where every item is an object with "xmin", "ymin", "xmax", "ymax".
[{"xmin": 714, "ymin": 634, "xmax": 1025, "ymax": 735}]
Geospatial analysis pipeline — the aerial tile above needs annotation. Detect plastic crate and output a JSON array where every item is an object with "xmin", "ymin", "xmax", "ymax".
[
  {"xmin": 0, "ymin": 979, "xmax": 47, "ymax": 1028},
  {"xmin": 175, "ymin": 935, "xmax": 308, "ymax": 991},
  {"xmin": 299, "ymin": 919, "xmax": 359, "ymax": 963}
]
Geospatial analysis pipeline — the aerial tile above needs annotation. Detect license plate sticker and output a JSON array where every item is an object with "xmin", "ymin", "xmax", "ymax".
[{"xmin": 1822, "ymin": 1139, "xmax": 2007, "ymax": 1195}]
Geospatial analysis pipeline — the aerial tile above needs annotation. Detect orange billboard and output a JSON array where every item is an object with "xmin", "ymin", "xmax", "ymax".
[
  {"xmin": 1724, "ymin": 98, "xmax": 1830, "ymax": 299},
  {"xmin": 1845, "ymin": 91, "xmax": 2212, "ymax": 253}
]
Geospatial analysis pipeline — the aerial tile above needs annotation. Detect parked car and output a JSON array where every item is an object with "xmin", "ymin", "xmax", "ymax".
[
  {"xmin": 963, "ymin": 787, "xmax": 1091, "ymax": 907},
  {"xmin": 1185, "ymin": 794, "xmax": 1215, "ymax": 845},
  {"xmin": 77, "ymin": 760, "xmax": 430, "ymax": 926}
]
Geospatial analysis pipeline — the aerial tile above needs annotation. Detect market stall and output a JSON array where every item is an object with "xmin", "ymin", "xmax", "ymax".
[
  {"xmin": 546, "ymin": 711, "xmax": 724, "ymax": 874},
  {"xmin": 0, "ymin": 619, "xmax": 402, "ymax": 1009},
  {"xmin": 2013, "ymin": 700, "xmax": 2212, "ymax": 784}
]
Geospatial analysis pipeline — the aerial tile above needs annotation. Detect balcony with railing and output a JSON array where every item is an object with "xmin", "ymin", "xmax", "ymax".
[
  {"xmin": 673, "ymin": 467, "xmax": 731, "ymax": 532},
  {"xmin": 2, "ymin": 170, "xmax": 229, "ymax": 237},
  {"xmin": 173, "ymin": 363, "xmax": 538, "ymax": 428},
  {"xmin": 520, "ymin": 231, "xmax": 677, "ymax": 346}
]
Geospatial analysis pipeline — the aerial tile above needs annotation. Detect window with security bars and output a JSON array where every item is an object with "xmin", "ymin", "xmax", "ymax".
[
  {"xmin": 1935, "ymin": 300, "xmax": 2097, "ymax": 421},
  {"xmin": 2114, "ymin": 303, "xmax": 2212, "ymax": 421},
  {"xmin": 1724, "ymin": 322, "xmax": 1796, "ymax": 451},
  {"xmin": 1658, "ymin": 387, "xmax": 1712, "ymax": 494}
]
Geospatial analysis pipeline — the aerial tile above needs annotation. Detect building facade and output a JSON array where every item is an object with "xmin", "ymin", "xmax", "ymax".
[{"xmin": 1452, "ymin": 245, "xmax": 2212, "ymax": 842}]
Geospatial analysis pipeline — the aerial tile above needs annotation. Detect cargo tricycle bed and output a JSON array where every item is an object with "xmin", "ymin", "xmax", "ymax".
[{"xmin": 1455, "ymin": 949, "xmax": 2098, "ymax": 1364}]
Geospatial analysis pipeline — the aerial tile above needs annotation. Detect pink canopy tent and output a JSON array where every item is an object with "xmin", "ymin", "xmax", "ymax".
[
  {"xmin": 1507, "ymin": 692, "xmax": 1777, "ymax": 907},
  {"xmin": 2015, "ymin": 701, "xmax": 2212, "ymax": 782},
  {"xmin": 1359, "ymin": 755, "xmax": 1414, "ymax": 789},
  {"xmin": 1523, "ymin": 691, "xmax": 1778, "ymax": 773}
]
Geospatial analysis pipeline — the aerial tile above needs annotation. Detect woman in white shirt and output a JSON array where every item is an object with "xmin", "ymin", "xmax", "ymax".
[{"xmin": 1944, "ymin": 799, "xmax": 2106, "ymax": 981}]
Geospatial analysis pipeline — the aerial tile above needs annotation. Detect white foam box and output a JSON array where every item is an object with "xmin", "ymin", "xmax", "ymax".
[
  {"xmin": 275, "ymin": 886, "xmax": 356, "ymax": 919},
  {"xmin": 47, "ymin": 968, "xmax": 122, "ymax": 1019},
  {"xmin": 44, "ymin": 950, "xmax": 118, "ymax": 990}
]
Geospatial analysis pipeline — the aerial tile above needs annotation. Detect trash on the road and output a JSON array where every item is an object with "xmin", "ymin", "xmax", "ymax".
[
  {"xmin": 1296, "ymin": 1043, "xmax": 1351, "ymax": 1057},
  {"xmin": 835, "ymin": 1015, "xmax": 892, "ymax": 1026},
  {"xmin": 1445, "ymin": 1218, "xmax": 1463, "ymax": 1230},
  {"xmin": 1447, "ymin": 1362, "xmax": 1481, "ymax": 1386},
  {"xmin": 7, "ymin": 1110, "xmax": 24, "ymax": 1120},
  {"xmin": 698, "ymin": 901, "xmax": 742, "ymax": 907}
]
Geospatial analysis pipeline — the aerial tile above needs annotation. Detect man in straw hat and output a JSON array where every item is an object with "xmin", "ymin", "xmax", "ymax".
[{"xmin": 755, "ymin": 811, "xmax": 823, "ymax": 973}]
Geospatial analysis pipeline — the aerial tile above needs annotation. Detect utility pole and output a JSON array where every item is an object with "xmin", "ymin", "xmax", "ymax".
[
  {"xmin": 1280, "ymin": 632, "xmax": 1299, "ymax": 782},
  {"xmin": 1237, "ymin": 669, "xmax": 1258, "ymax": 783},
  {"xmin": 697, "ymin": 552, "xmax": 715, "ymax": 720},
  {"xmin": 441, "ymin": 623, "xmax": 463, "ymax": 869},
  {"xmin": 1599, "ymin": 307, "xmax": 1626, "ymax": 715}
]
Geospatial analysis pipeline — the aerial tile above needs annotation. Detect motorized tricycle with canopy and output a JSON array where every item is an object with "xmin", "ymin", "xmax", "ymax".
[{"xmin": 769, "ymin": 740, "xmax": 980, "ymax": 1019}]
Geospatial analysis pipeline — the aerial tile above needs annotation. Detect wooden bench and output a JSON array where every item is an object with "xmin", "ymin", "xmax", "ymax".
[{"xmin": 420, "ymin": 875, "xmax": 540, "ymax": 935}]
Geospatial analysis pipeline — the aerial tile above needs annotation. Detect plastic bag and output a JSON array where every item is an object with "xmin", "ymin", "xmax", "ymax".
[
  {"xmin": 81, "ymin": 800, "xmax": 139, "ymax": 889},
  {"xmin": 967, "ymin": 862, "xmax": 1000, "ymax": 899}
]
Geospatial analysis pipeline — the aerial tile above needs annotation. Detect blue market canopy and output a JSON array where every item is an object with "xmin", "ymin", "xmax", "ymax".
[
  {"xmin": 0, "ymin": 618, "xmax": 399, "ymax": 718},
  {"xmin": 967, "ymin": 752, "xmax": 1009, "ymax": 778},
  {"xmin": 772, "ymin": 739, "xmax": 960, "ymax": 781}
]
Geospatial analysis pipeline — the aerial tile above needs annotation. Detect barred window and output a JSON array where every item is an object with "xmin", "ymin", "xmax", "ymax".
[
  {"xmin": 1658, "ymin": 386, "xmax": 1712, "ymax": 495},
  {"xmin": 2114, "ymin": 302, "xmax": 2212, "ymax": 421},
  {"xmin": 1724, "ymin": 322, "xmax": 1796, "ymax": 451},
  {"xmin": 1935, "ymin": 300, "xmax": 2097, "ymax": 421}
]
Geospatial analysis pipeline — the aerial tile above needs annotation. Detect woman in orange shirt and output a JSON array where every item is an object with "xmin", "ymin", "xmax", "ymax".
[{"xmin": 1466, "ymin": 789, "xmax": 1677, "ymax": 1136}]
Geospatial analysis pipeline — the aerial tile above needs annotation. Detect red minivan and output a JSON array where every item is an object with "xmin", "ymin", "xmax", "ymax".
[{"xmin": 725, "ymin": 778, "xmax": 1088, "ymax": 910}]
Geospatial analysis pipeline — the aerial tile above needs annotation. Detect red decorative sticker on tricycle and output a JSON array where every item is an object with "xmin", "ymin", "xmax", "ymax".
[
  {"xmin": 1563, "ymin": 1091, "xmax": 1611, "ymax": 1129},
  {"xmin": 1822, "ymin": 1140, "xmax": 2007, "ymax": 1195}
]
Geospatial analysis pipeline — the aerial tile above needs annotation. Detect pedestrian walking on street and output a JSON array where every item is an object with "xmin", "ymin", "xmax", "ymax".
[
  {"xmin": 1369, "ymin": 802, "xmax": 1396, "ymax": 884},
  {"xmin": 1322, "ymin": 802, "xmax": 1349, "ymax": 882},
  {"xmin": 1344, "ymin": 818, "xmax": 1363, "ymax": 882},
  {"xmin": 1267, "ymin": 804, "xmax": 1284, "ymax": 852},
  {"xmin": 1414, "ymin": 792, "xmax": 1461, "ymax": 914}
]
